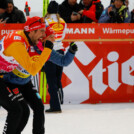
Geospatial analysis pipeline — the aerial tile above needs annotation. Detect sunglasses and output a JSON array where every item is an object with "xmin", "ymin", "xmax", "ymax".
[{"xmin": 29, "ymin": 17, "xmax": 45, "ymax": 27}]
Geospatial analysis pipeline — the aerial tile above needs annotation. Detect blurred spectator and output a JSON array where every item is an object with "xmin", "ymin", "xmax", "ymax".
[
  {"xmin": 124, "ymin": 0, "xmax": 131, "ymax": 22},
  {"xmin": 99, "ymin": 0, "xmax": 129, "ymax": 23},
  {"xmin": 78, "ymin": 0, "xmax": 104, "ymax": 23},
  {"xmin": 110, "ymin": 0, "xmax": 114, "ymax": 5},
  {"xmin": 131, "ymin": 9, "xmax": 134, "ymax": 22},
  {"xmin": 0, "ymin": 0, "xmax": 7, "ymax": 14},
  {"xmin": 125, "ymin": 0, "xmax": 129, "ymax": 6},
  {"xmin": 0, "ymin": 0, "xmax": 7, "ymax": 23},
  {"xmin": 125, "ymin": 0, "xmax": 134, "ymax": 23},
  {"xmin": 44, "ymin": 1, "xmax": 67, "ymax": 113},
  {"xmin": 1, "ymin": 0, "xmax": 26, "ymax": 23},
  {"xmin": 59, "ymin": 0, "xmax": 81, "ymax": 23}
]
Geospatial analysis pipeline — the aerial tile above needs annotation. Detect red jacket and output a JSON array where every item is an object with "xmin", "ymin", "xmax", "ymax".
[{"xmin": 82, "ymin": 0, "xmax": 103, "ymax": 23}]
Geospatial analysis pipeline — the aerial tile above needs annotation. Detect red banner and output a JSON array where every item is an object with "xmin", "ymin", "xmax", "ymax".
[
  {"xmin": 0, "ymin": 24, "xmax": 24, "ymax": 39},
  {"xmin": 65, "ymin": 23, "xmax": 134, "ymax": 41},
  {"xmin": 0, "ymin": 23, "xmax": 134, "ymax": 40},
  {"xmin": 0, "ymin": 24, "xmax": 134, "ymax": 104}
]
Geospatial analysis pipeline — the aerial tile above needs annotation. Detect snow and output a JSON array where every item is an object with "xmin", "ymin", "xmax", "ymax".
[
  {"xmin": 13, "ymin": 0, "xmax": 134, "ymax": 17},
  {"xmin": 0, "ymin": 103, "xmax": 134, "ymax": 134}
]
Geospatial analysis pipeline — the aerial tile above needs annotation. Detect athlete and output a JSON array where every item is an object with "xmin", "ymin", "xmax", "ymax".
[
  {"xmin": 44, "ymin": 1, "xmax": 67, "ymax": 113},
  {"xmin": 0, "ymin": 16, "xmax": 53, "ymax": 134},
  {"xmin": 2, "ymin": 22, "xmax": 78, "ymax": 134}
]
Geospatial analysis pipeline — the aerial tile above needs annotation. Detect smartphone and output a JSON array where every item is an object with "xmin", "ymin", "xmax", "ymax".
[
  {"xmin": 72, "ymin": 11, "xmax": 78, "ymax": 15},
  {"xmin": 3, "ymin": 17, "xmax": 9, "ymax": 22}
]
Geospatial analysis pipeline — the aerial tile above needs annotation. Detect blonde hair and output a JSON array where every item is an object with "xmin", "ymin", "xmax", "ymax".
[{"xmin": 44, "ymin": 13, "xmax": 61, "ymax": 27}]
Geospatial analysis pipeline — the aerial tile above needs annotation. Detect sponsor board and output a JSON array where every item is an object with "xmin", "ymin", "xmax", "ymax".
[{"xmin": 0, "ymin": 24, "xmax": 134, "ymax": 104}]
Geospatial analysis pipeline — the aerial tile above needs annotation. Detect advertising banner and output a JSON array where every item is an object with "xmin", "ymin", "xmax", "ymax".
[
  {"xmin": 0, "ymin": 24, "xmax": 24, "ymax": 40},
  {"xmin": 65, "ymin": 23, "xmax": 134, "ymax": 41},
  {"xmin": 62, "ymin": 41, "xmax": 134, "ymax": 104},
  {"xmin": 0, "ymin": 23, "xmax": 134, "ymax": 104},
  {"xmin": 1, "ymin": 23, "xmax": 134, "ymax": 41}
]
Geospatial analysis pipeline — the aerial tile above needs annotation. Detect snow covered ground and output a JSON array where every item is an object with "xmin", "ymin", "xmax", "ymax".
[
  {"xmin": 13, "ymin": 0, "xmax": 134, "ymax": 17},
  {"xmin": 0, "ymin": 103, "xmax": 134, "ymax": 134}
]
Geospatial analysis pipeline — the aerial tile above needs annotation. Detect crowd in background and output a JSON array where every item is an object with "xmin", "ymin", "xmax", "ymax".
[
  {"xmin": 0, "ymin": 0, "xmax": 25, "ymax": 23},
  {"xmin": 0, "ymin": 0, "xmax": 134, "ymax": 24},
  {"xmin": 59, "ymin": 0, "xmax": 134, "ymax": 23}
]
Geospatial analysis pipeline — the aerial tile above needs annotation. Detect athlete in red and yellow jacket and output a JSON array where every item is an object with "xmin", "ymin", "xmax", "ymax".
[
  {"xmin": 0, "ymin": 16, "xmax": 53, "ymax": 76},
  {"xmin": 0, "ymin": 16, "xmax": 53, "ymax": 134}
]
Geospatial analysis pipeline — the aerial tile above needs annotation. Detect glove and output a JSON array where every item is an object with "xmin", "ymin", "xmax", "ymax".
[
  {"xmin": 44, "ymin": 40, "xmax": 53, "ymax": 50},
  {"xmin": 69, "ymin": 42, "xmax": 78, "ymax": 54},
  {"xmin": 45, "ymin": 26, "xmax": 55, "ymax": 37},
  {"xmin": 41, "ymin": 26, "xmax": 55, "ymax": 42},
  {"xmin": 116, "ymin": 14, "xmax": 124, "ymax": 23},
  {"xmin": 109, "ymin": 10, "xmax": 115, "ymax": 17}
]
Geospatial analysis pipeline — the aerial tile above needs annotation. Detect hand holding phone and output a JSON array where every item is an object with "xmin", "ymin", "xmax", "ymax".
[
  {"xmin": 72, "ymin": 11, "xmax": 78, "ymax": 15},
  {"xmin": 4, "ymin": 17, "xmax": 9, "ymax": 22},
  {"xmin": 0, "ymin": 19, "xmax": 3, "ymax": 23}
]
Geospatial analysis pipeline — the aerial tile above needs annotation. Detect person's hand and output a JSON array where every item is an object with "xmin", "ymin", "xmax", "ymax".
[
  {"xmin": 108, "ymin": 7, "xmax": 113, "ymax": 16},
  {"xmin": 0, "ymin": 19, "xmax": 6, "ymax": 23},
  {"xmin": 0, "ymin": 17, "xmax": 9, "ymax": 23},
  {"xmin": 77, "ymin": 14, "xmax": 81, "ymax": 20},
  {"xmin": 42, "ymin": 26, "xmax": 55, "ymax": 43},
  {"xmin": 71, "ymin": 14, "xmax": 81, "ymax": 21},
  {"xmin": 44, "ymin": 40, "xmax": 54, "ymax": 50},
  {"xmin": 78, "ymin": 10, "xmax": 84, "ymax": 15},
  {"xmin": 69, "ymin": 42, "xmax": 78, "ymax": 54},
  {"xmin": 71, "ymin": 14, "xmax": 78, "ymax": 21},
  {"xmin": 0, "ymin": 19, "xmax": 3, "ymax": 23},
  {"xmin": 46, "ymin": 34, "xmax": 55, "ymax": 43},
  {"xmin": 46, "ymin": 26, "xmax": 55, "ymax": 37}
]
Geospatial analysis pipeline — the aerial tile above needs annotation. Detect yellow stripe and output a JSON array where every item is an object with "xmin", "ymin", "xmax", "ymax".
[
  {"xmin": 12, "ymin": 69, "xmax": 30, "ymax": 78},
  {"xmin": 63, "ymin": 39, "xmax": 134, "ymax": 42}
]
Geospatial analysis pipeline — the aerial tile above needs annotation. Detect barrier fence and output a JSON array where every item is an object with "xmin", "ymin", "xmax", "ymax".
[{"xmin": 0, "ymin": 23, "xmax": 134, "ymax": 104}]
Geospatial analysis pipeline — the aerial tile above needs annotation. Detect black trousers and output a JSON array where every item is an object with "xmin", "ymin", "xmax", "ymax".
[
  {"xmin": 0, "ymin": 79, "xmax": 45, "ymax": 134},
  {"xmin": 19, "ymin": 81, "xmax": 45, "ymax": 134},
  {"xmin": 44, "ymin": 50, "xmax": 64, "ymax": 110},
  {"xmin": 0, "ymin": 78, "xmax": 30, "ymax": 134}
]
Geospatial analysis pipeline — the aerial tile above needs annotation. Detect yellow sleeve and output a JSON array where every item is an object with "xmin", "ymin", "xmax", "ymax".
[{"xmin": 4, "ymin": 42, "xmax": 52, "ymax": 76}]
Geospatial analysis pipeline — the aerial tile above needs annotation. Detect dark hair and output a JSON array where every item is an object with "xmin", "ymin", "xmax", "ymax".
[
  {"xmin": 6, "ymin": 0, "xmax": 14, "ymax": 5},
  {"xmin": 113, "ymin": 0, "xmax": 125, "ymax": 4},
  {"xmin": 110, "ymin": 0, "xmax": 114, "ymax": 4},
  {"xmin": 47, "ymin": 1, "xmax": 59, "ymax": 14},
  {"xmin": 0, "ymin": 0, "xmax": 8, "ymax": 9}
]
